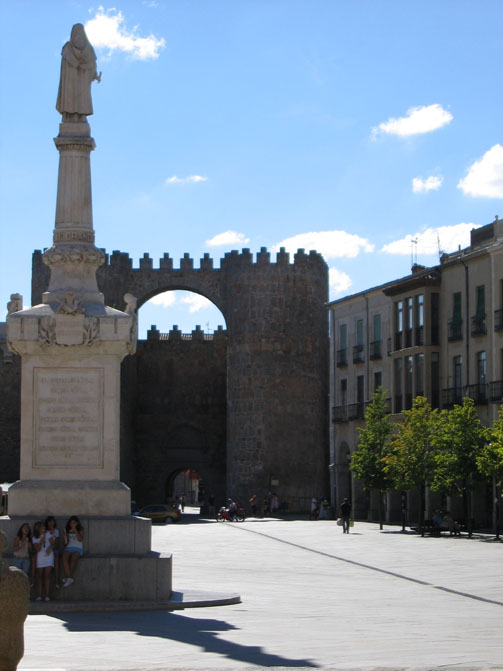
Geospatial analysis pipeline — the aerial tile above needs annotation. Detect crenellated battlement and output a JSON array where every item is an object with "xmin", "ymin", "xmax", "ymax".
[
  {"xmin": 35, "ymin": 246, "xmax": 327, "ymax": 272},
  {"xmin": 146, "ymin": 324, "xmax": 227, "ymax": 342}
]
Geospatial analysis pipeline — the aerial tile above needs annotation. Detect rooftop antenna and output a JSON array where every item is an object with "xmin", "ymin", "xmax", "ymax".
[
  {"xmin": 411, "ymin": 238, "xmax": 418, "ymax": 267},
  {"xmin": 437, "ymin": 231, "xmax": 443, "ymax": 261}
]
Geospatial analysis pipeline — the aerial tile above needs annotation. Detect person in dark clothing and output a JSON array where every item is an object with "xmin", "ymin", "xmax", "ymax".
[{"xmin": 339, "ymin": 498, "xmax": 352, "ymax": 533}]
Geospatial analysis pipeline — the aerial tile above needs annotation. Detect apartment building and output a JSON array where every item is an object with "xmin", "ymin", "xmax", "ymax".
[{"xmin": 328, "ymin": 217, "xmax": 503, "ymax": 524}]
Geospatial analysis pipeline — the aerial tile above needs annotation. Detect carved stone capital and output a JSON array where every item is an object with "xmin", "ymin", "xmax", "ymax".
[{"xmin": 42, "ymin": 244, "xmax": 105, "ymax": 269}]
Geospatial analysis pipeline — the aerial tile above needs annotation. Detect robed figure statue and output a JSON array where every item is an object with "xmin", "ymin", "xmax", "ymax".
[{"xmin": 56, "ymin": 23, "xmax": 101, "ymax": 121}]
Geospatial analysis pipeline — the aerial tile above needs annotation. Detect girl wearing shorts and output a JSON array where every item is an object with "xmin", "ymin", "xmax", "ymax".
[
  {"xmin": 12, "ymin": 522, "xmax": 32, "ymax": 576},
  {"xmin": 62, "ymin": 515, "xmax": 84, "ymax": 587},
  {"xmin": 32, "ymin": 520, "xmax": 55, "ymax": 601}
]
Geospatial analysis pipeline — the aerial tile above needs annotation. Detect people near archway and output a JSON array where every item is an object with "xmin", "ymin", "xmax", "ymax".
[
  {"xmin": 261, "ymin": 496, "xmax": 269, "ymax": 518},
  {"xmin": 249, "ymin": 494, "xmax": 257, "ymax": 516},
  {"xmin": 310, "ymin": 496, "xmax": 319, "ymax": 520},
  {"xmin": 226, "ymin": 499, "xmax": 237, "ymax": 520},
  {"xmin": 339, "ymin": 498, "xmax": 352, "ymax": 533},
  {"xmin": 180, "ymin": 495, "xmax": 185, "ymax": 512},
  {"xmin": 318, "ymin": 497, "xmax": 330, "ymax": 520},
  {"xmin": 270, "ymin": 493, "xmax": 279, "ymax": 515},
  {"xmin": 174, "ymin": 495, "xmax": 181, "ymax": 511}
]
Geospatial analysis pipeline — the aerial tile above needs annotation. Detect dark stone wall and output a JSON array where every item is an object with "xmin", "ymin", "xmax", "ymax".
[
  {"xmin": 129, "ymin": 330, "xmax": 227, "ymax": 508},
  {"xmin": 32, "ymin": 245, "xmax": 329, "ymax": 511},
  {"xmin": 0, "ymin": 349, "xmax": 21, "ymax": 482}
]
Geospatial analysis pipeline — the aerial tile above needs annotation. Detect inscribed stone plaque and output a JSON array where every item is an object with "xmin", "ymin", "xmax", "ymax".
[{"xmin": 33, "ymin": 367, "xmax": 103, "ymax": 468}]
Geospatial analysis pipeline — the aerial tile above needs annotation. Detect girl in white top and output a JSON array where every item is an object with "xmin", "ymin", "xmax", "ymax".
[
  {"xmin": 44, "ymin": 516, "xmax": 61, "ymax": 588},
  {"xmin": 32, "ymin": 520, "xmax": 55, "ymax": 601},
  {"xmin": 62, "ymin": 515, "xmax": 84, "ymax": 587}
]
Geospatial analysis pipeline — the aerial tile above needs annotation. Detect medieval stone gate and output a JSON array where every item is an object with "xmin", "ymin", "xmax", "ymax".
[{"xmin": 30, "ymin": 245, "xmax": 329, "ymax": 511}]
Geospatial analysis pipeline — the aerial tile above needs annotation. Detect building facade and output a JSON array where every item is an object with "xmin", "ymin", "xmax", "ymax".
[{"xmin": 328, "ymin": 217, "xmax": 503, "ymax": 525}]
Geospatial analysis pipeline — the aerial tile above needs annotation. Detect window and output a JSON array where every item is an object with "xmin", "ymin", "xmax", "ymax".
[
  {"xmin": 394, "ymin": 358, "xmax": 403, "ymax": 413},
  {"xmin": 405, "ymin": 297, "xmax": 413, "ymax": 347},
  {"xmin": 395, "ymin": 301, "xmax": 403, "ymax": 350},
  {"xmin": 472, "ymin": 286, "xmax": 487, "ymax": 336},
  {"xmin": 370, "ymin": 314, "xmax": 382, "ymax": 359},
  {"xmin": 405, "ymin": 355, "xmax": 413, "ymax": 409},
  {"xmin": 374, "ymin": 371, "xmax": 382, "ymax": 392},
  {"xmin": 337, "ymin": 324, "xmax": 347, "ymax": 367},
  {"xmin": 431, "ymin": 352, "xmax": 439, "ymax": 409},
  {"xmin": 449, "ymin": 292, "xmax": 463, "ymax": 341},
  {"xmin": 340, "ymin": 378, "xmax": 347, "ymax": 408},
  {"xmin": 454, "ymin": 356, "xmax": 462, "ymax": 401},
  {"xmin": 353, "ymin": 319, "xmax": 364, "ymax": 363},
  {"xmin": 415, "ymin": 353, "xmax": 424, "ymax": 397},
  {"xmin": 431, "ymin": 293, "xmax": 439, "ymax": 345},
  {"xmin": 415, "ymin": 294, "xmax": 424, "ymax": 345},
  {"xmin": 477, "ymin": 351, "xmax": 487, "ymax": 387}
]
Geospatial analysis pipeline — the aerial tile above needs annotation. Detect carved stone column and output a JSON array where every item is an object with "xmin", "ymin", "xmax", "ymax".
[{"xmin": 6, "ymin": 120, "xmax": 136, "ymax": 517}]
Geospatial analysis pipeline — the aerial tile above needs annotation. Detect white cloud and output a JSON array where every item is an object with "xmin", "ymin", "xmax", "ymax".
[
  {"xmin": 149, "ymin": 292, "xmax": 176, "ymax": 308},
  {"xmin": 412, "ymin": 176, "xmax": 443, "ymax": 193},
  {"xmin": 181, "ymin": 294, "xmax": 213, "ymax": 313},
  {"xmin": 166, "ymin": 175, "xmax": 208, "ymax": 185},
  {"xmin": 381, "ymin": 223, "xmax": 480, "ymax": 256},
  {"xmin": 457, "ymin": 144, "xmax": 503, "ymax": 199},
  {"xmin": 273, "ymin": 231, "xmax": 374, "ymax": 259},
  {"xmin": 372, "ymin": 104, "xmax": 453, "ymax": 138},
  {"xmin": 85, "ymin": 7, "xmax": 165, "ymax": 60},
  {"xmin": 329, "ymin": 268, "xmax": 352, "ymax": 295},
  {"xmin": 206, "ymin": 230, "xmax": 250, "ymax": 247}
]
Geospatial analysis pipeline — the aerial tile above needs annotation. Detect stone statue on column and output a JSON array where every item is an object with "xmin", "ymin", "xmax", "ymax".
[{"xmin": 56, "ymin": 23, "xmax": 101, "ymax": 122}]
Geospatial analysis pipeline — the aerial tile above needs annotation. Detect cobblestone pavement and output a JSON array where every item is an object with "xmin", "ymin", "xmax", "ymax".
[{"xmin": 20, "ymin": 517, "xmax": 503, "ymax": 671}]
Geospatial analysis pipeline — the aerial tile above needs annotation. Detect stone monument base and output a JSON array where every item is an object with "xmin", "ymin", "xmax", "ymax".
[
  {"xmin": 7, "ymin": 480, "xmax": 131, "ymax": 517},
  {"xmin": 0, "ymin": 514, "xmax": 173, "ymax": 604}
]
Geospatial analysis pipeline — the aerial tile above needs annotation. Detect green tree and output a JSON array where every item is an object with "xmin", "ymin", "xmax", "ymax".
[
  {"xmin": 477, "ymin": 403, "xmax": 503, "ymax": 539},
  {"xmin": 431, "ymin": 397, "xmax": 486, "ymax": 537},
  {"xmin": 385, "ymin": 396, "xmax": 441, "ymax": 531},
  {"xmin": 350, "ymin": 387, "xmax": 393, "ymax": 529}
]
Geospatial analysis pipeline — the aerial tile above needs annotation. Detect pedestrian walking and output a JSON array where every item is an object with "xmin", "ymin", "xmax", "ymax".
[{"xmin": 339, "ymin": 498, "xmax": 351, "ymax": 533}]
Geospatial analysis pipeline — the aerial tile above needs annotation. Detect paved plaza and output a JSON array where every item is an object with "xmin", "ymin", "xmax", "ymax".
[{"xmin": 19, "ymin": 515, "xmax": 503, "ymax": 671}]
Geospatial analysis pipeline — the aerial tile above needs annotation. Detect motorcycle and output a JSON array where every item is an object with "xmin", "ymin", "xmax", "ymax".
[{"xmin": 216, "ymin": 506, "xmax": 246, "ymax": 522}]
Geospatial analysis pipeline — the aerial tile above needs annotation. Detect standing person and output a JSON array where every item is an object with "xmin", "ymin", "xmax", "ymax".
[
  {"xmin": 249, "ymin": 494, "xmax": 257, "ymax": 516},
  {"xmin": 208, "ymin": 494, "xmax": 215, "ymax": 517},
  {"xmin": 32, "ymin": 520, "xmax": 55, "ymax": 601},
  {"xmin": 270, "ymin": 493, "xmax": 279, "ymax": 514},
  {"xmin": 319, "ymin": 497, "xmax": 329, "ymax": 520},
  {"xmin": 261, "ymin": 496, "xmax": 269, "ymax": 518},
  {"xmin": 44, "ymin": 516, "xmax": 61, "ymax": 588},
  {"xmin": 339, "ymin": 498, "xmax": 352, "ymax": 533},
  {"xmin": 311, "ymin": 496, "xmax": 319, "ymax": 520},
  {"xmin": 180, "ymin": 495, "xmax": 185, "ymax": 513},
  {"xmin": 62, "ymin": 515, "xmax": 84, "ymax": 587},
  {"xmin": 12, "ymin": 523, "xmax": 32, "ymax": 576}
]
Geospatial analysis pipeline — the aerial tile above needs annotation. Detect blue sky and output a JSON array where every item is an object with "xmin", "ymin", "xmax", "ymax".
[{"xmin": 1, "ymin": 1, "xmax": 502, "ymax": 338}]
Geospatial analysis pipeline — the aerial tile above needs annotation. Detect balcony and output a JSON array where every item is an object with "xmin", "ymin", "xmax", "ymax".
[
  {"xmin": 332, "ymin": 406, "xmax": 348, "ymax": 423},
  {"xmin": 471, "ymin": 314, "xmax": 487, "ymax": 337},
  {"xmin": 447, "ymin": 319, "xmax": 463, "ymax": 342},
  {"xmin": 394, "ymin": 331, "xmax": 402, "ymax": 351},
  {"xmin": 369, "ymin": 340, "xmax": 382, "ymax": 360},
  {"xmin": 489, "ymin": 380, "xmax": 503, "ymax": 403},
  {"xmin": 347, "ymin": 402, "xmax": 365, "ymax": 420},
  {"xmin": 415, "ymin": 326, "xmax": 424, "ymax": 346},
  {"xmin": 442, "ymin": 387, "xmax": 464, "ymax": 409},
  {"xmin": 465, "ymin": 383, "xmax": 488, "ymax": 405},
  {"xmin": 404, "ymin": 328, "xmax": 413, "ymax": 348},
  {"xmin": 336, "ymin": 348, "xmax": 347, "ymax": 367},
  {"xmin": 495, "ymin": 309, "xmax": 503, "ymax": 332},
  {"xmin": 353, "ymin": 344, "xmax": 364, "ymax": 364}
]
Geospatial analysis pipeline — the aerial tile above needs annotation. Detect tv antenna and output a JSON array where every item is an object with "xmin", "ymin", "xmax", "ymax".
[{"xmin": 411, "ymin": 238, "xmax": 418, "ymax": 267}]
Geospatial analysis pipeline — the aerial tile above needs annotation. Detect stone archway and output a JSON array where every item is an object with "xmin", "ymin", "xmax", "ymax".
[{"xmin": 32, "ymin": 246, "xmax": 329, "ymax": 512}]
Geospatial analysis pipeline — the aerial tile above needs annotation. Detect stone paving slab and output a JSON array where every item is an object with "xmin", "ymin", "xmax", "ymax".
[{"xmin": 19, "ymin": 518, "xmax": 503, "ymax": 671}]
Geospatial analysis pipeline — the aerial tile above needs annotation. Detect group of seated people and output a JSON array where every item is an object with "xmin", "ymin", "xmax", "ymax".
[
  {"xmin": 432, "ymin": 510, "xmax": 461, "ymax": 535},
  {"xmin": 11, "ymin": 515, "xmax": 84, "ymax": 601}
]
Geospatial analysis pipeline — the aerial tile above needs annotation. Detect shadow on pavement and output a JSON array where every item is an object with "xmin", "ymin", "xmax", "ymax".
[{"xmin": 51, "ymin": 611, "xmax": 319, "ymax": 668}]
